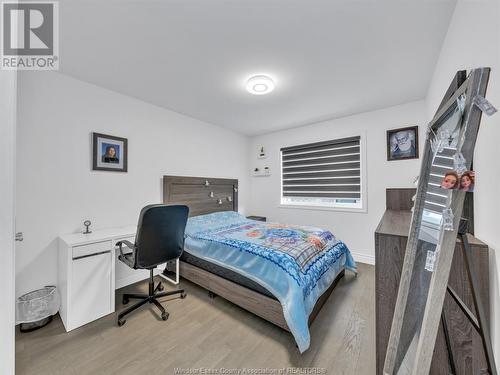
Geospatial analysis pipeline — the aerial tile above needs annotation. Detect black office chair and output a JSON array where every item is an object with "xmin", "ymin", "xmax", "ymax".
[{"xmin": 116, "ymin": 204, "xmax": 189, "ymax": 326}]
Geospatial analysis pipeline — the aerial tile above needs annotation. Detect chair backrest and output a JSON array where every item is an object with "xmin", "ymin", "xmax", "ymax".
[{"xmin": 134, "ymin": 204, "xmax": 189, "ymax": 269}]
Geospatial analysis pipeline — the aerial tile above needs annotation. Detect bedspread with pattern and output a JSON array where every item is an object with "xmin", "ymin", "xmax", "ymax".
[{"xmin": 184, "ymin": 211, "xmax": 356, "ymax": 352}]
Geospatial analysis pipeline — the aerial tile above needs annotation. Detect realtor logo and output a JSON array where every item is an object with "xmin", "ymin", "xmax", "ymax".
[{"xmin": 1, "ymin": 1, "xmax": 59, "ymax": 70}]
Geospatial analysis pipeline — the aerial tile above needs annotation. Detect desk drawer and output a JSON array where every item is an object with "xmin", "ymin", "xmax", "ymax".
[{"xmin": 73, "ymin": 240, "xmax": 112, "ymax": 260}]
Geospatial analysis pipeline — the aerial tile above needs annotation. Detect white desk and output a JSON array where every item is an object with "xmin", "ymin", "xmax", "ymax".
[{"xmin": 58, "ymin": 226, "xmax": 178, "ymax": 332}]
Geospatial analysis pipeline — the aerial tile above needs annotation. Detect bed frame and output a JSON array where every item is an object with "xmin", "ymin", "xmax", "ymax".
[{"xmin": 163, "ymin": 175, "xmax": 345, "ymax": 332}]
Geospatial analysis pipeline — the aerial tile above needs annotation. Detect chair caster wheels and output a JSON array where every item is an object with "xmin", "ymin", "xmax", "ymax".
[
  {"xmin": 180, "ymin": 292, "xmax": 187, "ymax": 299},
  {"xmin": 158, "ymin": 283, "xmax": 164, "ymax": 291},
  {"xmin": 161, "ymin": 312, "xmax": 169, "ymax": 321},
  {"xmin": 122, "ymin": 297, "xmax": 129, "ymax": 305},
  {"xmin": 118, "ymin": 319, "xmax": 126, "ymax": 327}
]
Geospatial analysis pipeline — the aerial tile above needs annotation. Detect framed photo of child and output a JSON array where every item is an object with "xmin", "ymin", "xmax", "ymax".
[
  {"xmin": 92, "ymin": 132, "xmax": 128, "ymax": 172},
  {"xmin": 387, "ymin": 126, "xmax": 419, "ymax": 161}
]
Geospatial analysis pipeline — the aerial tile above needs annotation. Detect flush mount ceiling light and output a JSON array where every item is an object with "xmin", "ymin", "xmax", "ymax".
[{"xmin": 245, "ymin": 75, "xmax": 276, "ymax": 95}]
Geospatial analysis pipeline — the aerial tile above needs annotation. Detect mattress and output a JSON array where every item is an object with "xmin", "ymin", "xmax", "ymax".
[
  {"xmin": 180, "ymin": 251, "xmax": 276, "ymax": 299},
  {"xmin": 182, "ymin": 211, "xmax": 356, "ymax": 352}
]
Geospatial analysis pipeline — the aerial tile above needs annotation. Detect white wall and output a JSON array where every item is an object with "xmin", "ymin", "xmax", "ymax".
[
  {"xmin": 425, "ymin": 0, "xmax": 500, "ymax": 364},
  {"xmin": 15, "ymin": 72, "xmax": 249, "ymax": 297},
  {"xmin": 248, "ymin": 100, "xmax": 426, "ymax": 263},
  {"xmin": 0, "ymin": 71, "xmax": 17, "ymax": 375}
]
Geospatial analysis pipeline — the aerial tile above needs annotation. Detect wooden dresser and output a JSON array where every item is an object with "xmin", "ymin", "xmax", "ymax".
[{"xmin": 375, "ymin": 188, "xmax": 490, "ymax": 375}]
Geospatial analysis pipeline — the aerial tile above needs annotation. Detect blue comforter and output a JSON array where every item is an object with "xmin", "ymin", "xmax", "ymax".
[{"xmin": 184, "ymin": 211, "xmax": 356, "ymax": 352}]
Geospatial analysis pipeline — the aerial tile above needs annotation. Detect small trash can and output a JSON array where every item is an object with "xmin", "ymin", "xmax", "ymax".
[{"xmin": 16, "ymin": 286, "xmax": 60, "ymax": 332}]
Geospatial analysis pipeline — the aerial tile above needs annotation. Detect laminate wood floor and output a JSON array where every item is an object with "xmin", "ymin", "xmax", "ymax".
[{"xmin": 16, "ymin": 263, "xmax": 375, "ymax": 375}]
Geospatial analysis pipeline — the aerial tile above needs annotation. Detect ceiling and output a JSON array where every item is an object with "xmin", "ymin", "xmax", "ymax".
[{"xmin": 59, "ymin": 0, "xmax": 457, "ymax": 136}]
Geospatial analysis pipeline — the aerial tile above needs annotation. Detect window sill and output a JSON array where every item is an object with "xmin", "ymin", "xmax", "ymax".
[{"xmin": 278, "ymin": 204, "xmax": 367, "ymax": 214}]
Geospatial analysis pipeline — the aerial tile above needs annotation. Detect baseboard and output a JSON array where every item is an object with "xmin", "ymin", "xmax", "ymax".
[{"xmin": 351, "ymin": 251, "xmax": 375, "ymax": 265}]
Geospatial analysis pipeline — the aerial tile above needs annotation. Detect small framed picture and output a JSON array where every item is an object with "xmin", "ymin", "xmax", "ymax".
[
  {"xmin": 92, "ymin": 132, "xmax": 128, "ymax": 172},
  {"xmin": 387, "ymin": 126, "xmax": 419, "ymax": 161}
]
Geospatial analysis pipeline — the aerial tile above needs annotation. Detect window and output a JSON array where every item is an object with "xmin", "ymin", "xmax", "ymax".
[{"xmin": 280, "ymin": 136, "xmax": 363, "ymax": 210}]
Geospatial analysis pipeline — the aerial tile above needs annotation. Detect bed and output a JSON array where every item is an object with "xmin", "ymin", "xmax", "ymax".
[{"xmin": 163, "ymin": 175, "xmax": 356, "ymax": 352}]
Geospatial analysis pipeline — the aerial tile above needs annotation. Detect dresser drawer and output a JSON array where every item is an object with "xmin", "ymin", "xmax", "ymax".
[{"xmin": 73, "ymin": 240, "xmax": 112, "ymax": 260}]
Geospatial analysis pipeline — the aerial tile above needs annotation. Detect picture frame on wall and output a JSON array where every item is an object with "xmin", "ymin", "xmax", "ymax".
[
  {"xmin": 92, "ymin": 132, "xmax": 128, "ymax": 172},
  {"xmin": 386, "ymin": 125, "xmax": 419, "ymax": 161}
]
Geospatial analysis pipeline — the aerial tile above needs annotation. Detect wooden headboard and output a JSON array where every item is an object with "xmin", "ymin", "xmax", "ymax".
[{"xmin": 163, "ymin": 175, "xmax": 238, "ymax": 217}]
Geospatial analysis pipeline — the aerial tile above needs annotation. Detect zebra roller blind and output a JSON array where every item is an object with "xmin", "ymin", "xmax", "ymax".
[
  {"xmin": 280, "ymin": 136, "xmax": 362, "ymax": 207},
  {"xmin": 424, "ymin": 105, "xmax": 462, "ymax": 223},
  {"xmin": 426, "ymin": 146, "xmax": 456, "ymax": 214}
]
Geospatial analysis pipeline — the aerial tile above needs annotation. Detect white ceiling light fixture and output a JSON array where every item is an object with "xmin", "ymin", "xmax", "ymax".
[{"xmin": 245, "ymin": 75, "xmax": 276, "ymax": 95}]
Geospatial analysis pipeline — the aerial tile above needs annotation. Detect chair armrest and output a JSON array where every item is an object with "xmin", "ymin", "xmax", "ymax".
[{"xmin": 116, "ymin": 240, "xmax": 135, "ymax": 258}]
